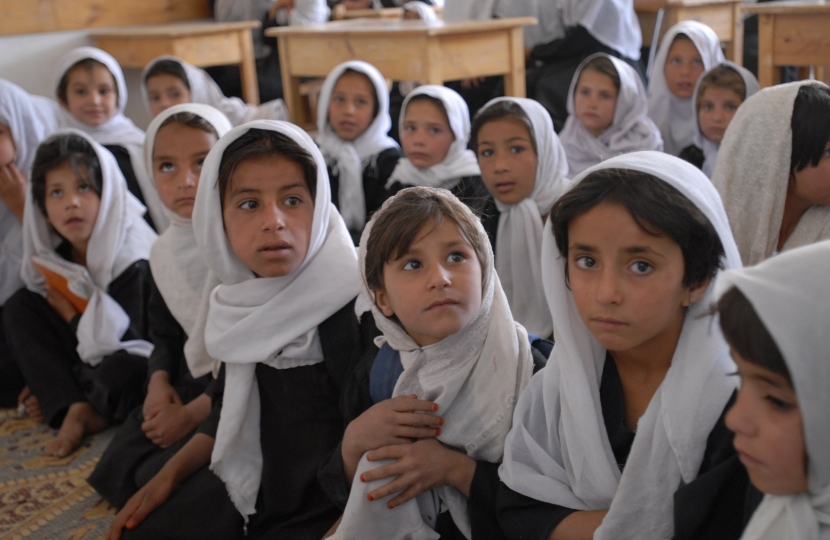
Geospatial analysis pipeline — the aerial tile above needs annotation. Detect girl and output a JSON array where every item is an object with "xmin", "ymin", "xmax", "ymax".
[
  {"xmin": 388, "ymin": 85, "xmax": 491, "ymax": 217},
  {"xmin": 716, "ymin": 240, "xmax": 830, "ymax": 540},
  {"xmin": 648, "ymin": 21, "xmax": 724, "ymax": 156},
  {"xmin": 54, "ymin": 47, "xmax": 167, "ymax": 231},
  {"xmin": 0, "ymin": 79, "xmax": 59, "ymax": 408},
  {"xmin": 3, "ymin": 129, "xmax": 156, "ymax": 458},
  {"xmin": 470, "ymin": 97, "xmax": 568, "ymax": 338},
  {"xmin": 141, "ymin": 55, "xmax": 288, "ymax": 125},
  {"xmin": 712, "ymin": 81, "xmax": 830, "ymax": 266},
  {"xmin": 681, "ymin": 62, "xmax": 759, "ymax": 177},
  {"xmin": 107, "ymin": 120, "xmax": 371, "ymax": 540},
  {"xmin": 559, "ymin": 53, "xmax": 662, "ymax": 176},
  {"xmin": 317, "ymin": 61, "xmax": 401, "ymax": 242},
  {"xmin": 499, "ymin": 152, "xmax": 749, "ymax": 539},
  {"xmin": 88, "ymin": 104, "xmax": 231, "ymax": 509},
  {"xmin": 323, "ymin": 187, "xmax": 536, "ymax": 540}
]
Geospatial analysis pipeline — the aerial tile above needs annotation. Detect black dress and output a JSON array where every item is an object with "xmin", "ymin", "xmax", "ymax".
[
  {"xmin": 678, "ymin": 144, "xmax": 705, "ymax": 171},
  {"xmin": 497, "ymin": 356, "xmax": 754, "ymax": 540},
  {"xmin": 122, "ymin": 299, "xmax": 375, "ymax": 540},
  {"xmin": 0, "ymin": 306, "xmax": 26, "ymax": 407},
  {"xmin": 103, "ymin": 145, "xmax": 157, "ymax": 231},
  {"xmin": 388, "ymin": 175, "xmax": 494, "ymax": 224},
  {"xmin": 2, "ymin": 242, "xmax": 152, "ymax": 428}
]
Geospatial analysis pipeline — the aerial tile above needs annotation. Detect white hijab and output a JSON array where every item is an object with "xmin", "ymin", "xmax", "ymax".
[
  {"xmin": 560, "ymin": 53, "xmax": 663, "ymax": 177},
  {"xmin": 647, "ymin": 22, "xmax": 724, "ymax": 156},
  {"xmin": 316, "ymin": 61, "xmax": 400, "ymax": 232},
  {"xmin": 53, "ymin": 47, "xmax": 168, "ymax": 232},
  {"xmin": 21, "ymin": 129, "xmax": 157, "ymax": 366},
  {"xmin": 692, "ymin": 62, "xmax": 759, "ymax": 179},
  {"xmin": 715, "ymin": 240, "xmax": 830, "ymax": 540},
  {"xmin": 0, "ymin": 79, "xmax": 60, "ymax": 305},
  {"xmin": 331, "ymin": 187, "xmax": 533, "ymax": 540},
  {"xmin": 711, "ymin": 80, "xmax": 830, "ymax": 266},
  {"xmin": 192, "ymin": 120, "xmax": 361, "ymax": 520},
  {"xmin": 140, "ymin": 56, "xmax": 288, "ymax": 127},
  {"xmin": 144, "ymin": 104, "xmax": 231, "ymax": 379},
  {"xmin": 500, "ymin": 151, "xmax": 741, "ymax": 540},
  {"xmin": 478, "ymin": 97, "xmax": 567, "ymax": 337},
  {"xmin": 386, "ymin": 85, "xmax": 480, "ymax": 191}
]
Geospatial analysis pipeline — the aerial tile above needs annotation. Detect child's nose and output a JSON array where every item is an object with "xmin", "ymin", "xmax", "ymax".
[
  {"xmin": 262, "ymin": 202, "xmax": 286, "ymax": 232},
  {"xmin": 596, "ymin": 268, "xmax": 622, "ymax": 305},
  {"xmin": 725, "ymin": 387, "xmax": 757, "ymax": 438}
]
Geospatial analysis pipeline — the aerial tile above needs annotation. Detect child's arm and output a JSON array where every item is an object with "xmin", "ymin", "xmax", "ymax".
[
  {"xmin": 44, "ymin": 283, "xmax": 79, "ymax": 323},
  {"xmin": 0, "ymin": 163, "xmax": 27, "ymax": 223},
  {"xmin": 548, "ymin": 511, "xmax": 608, "ymax": 540},
  {"xmin": 141, "ymin": 390, "xmax": 211, "ymax": 449}
]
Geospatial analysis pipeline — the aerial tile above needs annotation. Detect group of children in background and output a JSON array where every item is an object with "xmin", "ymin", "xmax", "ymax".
[{"xmin": 0, "ymin": 5, "xmax": 829, "ymax": 539}]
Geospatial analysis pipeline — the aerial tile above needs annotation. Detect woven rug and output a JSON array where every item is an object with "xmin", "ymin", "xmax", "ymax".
[{"xmin": 0, "ymin": 408, "xmax": 116, "ymax": 540}]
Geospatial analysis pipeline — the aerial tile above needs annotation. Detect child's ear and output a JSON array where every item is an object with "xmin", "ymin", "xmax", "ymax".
[
  {"xmin": 683, "ymin": 278, "xmax": 711, "ymax": 307},
  {"xmin": 373, "ymin": 288, "xmax": 396, "ymax": 318}
]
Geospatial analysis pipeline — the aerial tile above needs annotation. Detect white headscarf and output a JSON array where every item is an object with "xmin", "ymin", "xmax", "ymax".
[
  {"xmin": 647, "ymin": 22, "xmax": 724, "ymax": 156},
  {"xmin": 403, "ymin": 1, "xmax": 437, "ymax": 21},
  {"xmin": 192, "ymin": 120, "xmax": 361, "ymax": 520},
  {"xmin": 714, "ymin": 240, "xmax": 830, "ymax": 540},
  {"xmin": 21, "ymin": 129, "xmax": 157, "ymax": 366},
  {"xmin": 711, "ymin": 80, "xmax": 830, "ymax": 266},
  {"xmin": 477, "ymin": 97, "xmax": 567, "ymax": 337},
  {"xmin": 500, "ymin": 151, "xmax": 741, "ymax": 540},
  {"xmin": 144, "ymin": 104, "xmax": 231, "ymax": 379},
  {"xmin": 560, "ymin": 53, "xmax": 663, "ymax": 177},
  {"xmin": 316, "ymin": 61, "xmax": 400, "ymax": 232},
  {"xmin": 140, "ymin": 56, "xmax": 288, "ymax": 127},
  {"xmin": 691, "ymin": 62, "xmax": 759, "ymax": 178},
  {"xmin": 53, "ymin": 47, "xmax": 168, "ymax": 232},
  {"xmin": 386, "ymin": 85, "xmax": 480, "ymax": 190},
  {"xmin": 330, "ymin": 187, "xmax": 534, "ymax": 540}
]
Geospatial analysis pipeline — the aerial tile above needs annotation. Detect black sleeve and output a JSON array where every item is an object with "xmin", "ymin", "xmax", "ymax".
[
  {"xmin": 102, "ymin": 145, "xmax": 157, "ymax": 232},
  {"xmin": 107, "ymin": 260, "xmax": 154, "ymax": 343},
  {"xmin": 531, "ymin": 25, "xmax": 604, "ymax": 64},
  {"xmin": 197, "ymin": 365, "xmax": 225, "ymax": 439},
  {"xmin": 678, "ymin": 145, "xmax": 705, "ymax": 170},
  {"xmin": 469, "ymin": 461, "xmax": 509, "ymax": 540},
  {"xmin": 497, "ymin": 483, "xmax": 576, "ymax": 540},
  {"xmin": 146, "ymin": 274, "xmax": 188, "ymax": 380},
  {"xmin": 363, "ymin": 147, "xmax": 403, "ymax": 220}
]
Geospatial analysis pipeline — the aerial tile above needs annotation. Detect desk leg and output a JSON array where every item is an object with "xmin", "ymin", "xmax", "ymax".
[
  {"xmin": 239, "ymin": 29, "xmax": 261, "ymax": 105},
  {"xmin": 277, "ymin": 36, "xmax": 302, "ymax": 126},
  {"xmin": 504, "ymin": 27, "xmax": 526, "ymax": 97},
  {"xmin": 757, "ymin": 14, "xmax": 776, "ymax": 88},
  {"xmin": 725, "ymin": 2, "xmax": 744, "ymax": 66}
]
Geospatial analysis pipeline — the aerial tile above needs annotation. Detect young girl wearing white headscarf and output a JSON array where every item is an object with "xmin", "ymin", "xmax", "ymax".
[
  {"xmin": 560, "ymin": 53, "xmax": 662, "ymax": 176},
  {"xmin": 3, "ymin": 129, "xmax": 156, "ymax": 458},
  {"xmin": 712, "ymin": 80, "xmax": 830, "ymax": 266},
  {"xmin": 498, "ymin": 152, "xmax": 750, "ymax": 539}
]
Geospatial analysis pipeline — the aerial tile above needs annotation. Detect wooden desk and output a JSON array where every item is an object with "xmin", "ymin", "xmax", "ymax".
[
  {"xmin": 265, "ymin": 17, "xmax": 536, "ymax": 128},
  {"xmin": 635, "ymin": 0, "xmax": 744, "ymax": 64},
  {"xmin": 743, "ymin": 0, "xmax": 830, "ymax": 87},
  {"xmin": 331, "ymin": 6, "xmax": 404, "ymax": 20},
  {"xmin": 93, "ymin": 21, "xmax": 262, "ymax": 105}
]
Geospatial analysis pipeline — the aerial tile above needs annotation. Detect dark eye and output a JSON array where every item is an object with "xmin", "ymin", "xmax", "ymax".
[
  {"xmin": 50, "ymin": 188, "xmax": 63, "ymax": 197},
  {"xmin": 402, "ymin": 259, "xmax": 421, "ymax": 271},
  {"xmin": 630, "ymin": 261, "xmax": 653, "ymax": 275},
  {"xmin": 447, "ymin": 252, "xmax": 465, "ymax": 263},
  {"xmin": 159, "ymin": 162, "xmax": 174, "ymax": 173},
  {"xmin": 766, "ymin": 396, "xmax": 793, "ymax": 411},
  {"xmin": 284, "ymin": 196, "xmax": 301, "ymax": 206},
  {"xmin": 478, "ymin": 148, "xmax": 493, "ymax": 158},
  {"xmin": 510, "ymin": 146, "xmax": 525, "ymax": 154},
  {"xmin": 239, "ymin": 200, "xmax": 258, "ymax": 210},
  {"xmin": 574, "ymin": 256, "xmax": 596, "ymax": 269}
]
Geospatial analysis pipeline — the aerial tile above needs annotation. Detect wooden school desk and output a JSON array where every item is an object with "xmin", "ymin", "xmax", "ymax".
[
  {"xmin": 92, "ymin": 21, "xmax": 262, "ymax": 105},
  {"xmin": 743, "ymin": 0, "xmax": 830, "ymax": 88},
  {"xmin": 265, "ymin": 17, "xmax": 537, "ymax": 127}
]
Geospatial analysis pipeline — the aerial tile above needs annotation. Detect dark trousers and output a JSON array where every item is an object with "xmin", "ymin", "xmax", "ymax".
[{"xmin": 0, "ymin": 306, "xmax": 25, "ymax": 407}]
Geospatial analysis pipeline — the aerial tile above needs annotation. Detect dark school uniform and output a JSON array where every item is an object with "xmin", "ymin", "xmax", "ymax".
[
  {"xmin": 678, "ymin": 144, "xmax": 705, "ymax": 171},
  {"xmin": 388, "ymin": 175, "xmax": 494, "ymax": 224},
  {"xmin": 2, "ymin": 242, "xmax": 152, "ymax": 428},
  {"xmin": 87, "ymin": 274, "xmax": 215, "ymax": 508},
  {"xmin": 122, "ymin": 298, "xmax": 375, "ymax": 540},
  {"xmin": 0, "ymin": 308, "xmax": 26, "ymax": 407},
  {"xmin": 103, "ymin": 145, "xmax": 157, "ymax": 231},
  {"xmin": 318, "ymin": 316, "xmax": 550, "ymax": 540},
  {"xmin": 327, "ymin": 147, "xmax": 403, "ymax": 244},
  {"xmin": 496, "ymin": 355, "xmax": 751, "ymax": 540}
]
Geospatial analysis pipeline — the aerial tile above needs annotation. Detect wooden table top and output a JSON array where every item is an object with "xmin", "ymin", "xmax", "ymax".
[
  {"xmin": 92, "ymin": 20, "xmax": 260, "ymax": 38},
  {"xmin": 635, "ymin": 0, "xmax": 742, "ymax": 12},
  {"xmin": 743, "ymin": 0, "xmax": 830, "ymax": 14},
  {"xmin": 264, "ymin": 17, "xmax": 537, "ymax": 37}
]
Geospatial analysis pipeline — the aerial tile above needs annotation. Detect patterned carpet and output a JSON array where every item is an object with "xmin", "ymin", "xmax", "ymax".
[{"xmin": 0, "ymin": 408, "xmax": 116, "ymax": 540}]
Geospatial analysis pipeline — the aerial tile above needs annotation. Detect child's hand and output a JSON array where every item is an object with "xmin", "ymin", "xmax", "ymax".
[
  {"xmin": 107, "ymin": 468, "xmax": 177, "ymax": 540},
  {"xmin": 17, "ymin": 386, "xmax": 46, "ymax": 423},
  {"xmin": 143, "ymin": 371, "xmax": 178, "ymax": 419},
  {"xmin": 269, "ymin": 0, "xmax": 295, "ymax": 19},
  {"xmin": 141, "ymin": 398, "xmax": 194, "ymax": 448},
  {"xmin": 342, "ymin": 395, "xmax": 442, "ymax": 482},
  {"xmin": 361, "ymin": 438, "xmax": 476, "ymax": 508},
  {"xmin": 0, "ymin": 163, "xmax": 27, "ymax": 223},
  {"xmin": 44, "ymin": 283, "xmax": 79, "ymax": 323}
]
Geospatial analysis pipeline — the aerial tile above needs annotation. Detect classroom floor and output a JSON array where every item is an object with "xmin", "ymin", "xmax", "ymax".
[{"xmin": 0, "ymin": 408, "xmax": 115, "ymax": 539}]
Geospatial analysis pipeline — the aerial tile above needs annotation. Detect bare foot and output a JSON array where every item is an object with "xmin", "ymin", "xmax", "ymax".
[{"xmin": 44, "ymin": 402, "xmax": 108, "ymax": 457}]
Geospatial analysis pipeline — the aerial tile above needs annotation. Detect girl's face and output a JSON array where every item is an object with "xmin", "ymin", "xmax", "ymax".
[
  {"xmin": 63, "ymin": 64, "xmax": 118, "ymax": 126},
  {"xmin": 153, "ymin": 122, "xmax": 216, "ymax": 219},
  {"xmin": 573, "ymin": 70, "xmax": 618, "ymax": 137},
  {"xmin": 476, "ymin": 117, "xmax": 538, "ymax": 205},
  {"xmin": 146, "ymin": 74, "xmax": 192, "ymax": 118},
  {"xmin": 328, "ymin": 71, "xmax": 376, "ymax": 142},
  {"xmin": 567, "ymin": 201, "xmax": 708, "ymax": 357},
  {"xmin": 401, "ymin": 99, "xmax": 455, "ymax": 169},
  {"xmin": 664, "ymin": 39, "xmax": 705, "ymax": 99},
  {"xmin": 790, "ymin": 142, "xmax": 830, "ymax": 207},
  {"xmin": 222, "ymin": 153, "xmax": 314, "ymax": 278},
  {"xmin": 725, "ymin": 350, "xmax": 807, "ymax": 495},
  {"xmin": 0, "ymin": 124, "xmax": 14, "ymax": 166},
  {"xmin": 44, "ymin": 161, "xmax": 101, "ymax": 251},
  {"xmin": 374, "ymin": 217, "xmax": 482, "ymax": 347},
  {"xmin": 698, "ymin": 86, "xmax": 742, "ymax": 143}
]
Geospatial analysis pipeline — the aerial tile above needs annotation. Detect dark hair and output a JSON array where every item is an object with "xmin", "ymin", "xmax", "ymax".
[
  {"xmin": 670, "ymin": 32, "xmax": 693, "ymax": 47},
  {"xmin": 217, "ymin": 128, "xmax": 317, "ymax": 208},
  {"xmin": 31, "ymin": 134, "xmax": 103, "ymax": 217},
  {"xmin": 158, "ymin": 111, "xmax": 218, "ymax": 137},
  {"xmin": 550, "ymin": 168, "xmax": 724, "ymax": 288},
  {"xmin": 790, "ymin": 85, "xmax": 830, "ymax": 175},
  {"xmin": 336, "ymin": 68, "xmax": 380, "ymax": 118},
  {"xmin": 470, "ymin": 100, "xmax": 536, "ymax": 153},
  {"xmin": 718, "ymin": 286, "xmax": 791, "ymax": 384},
  {"xmin": 57, "ymin": 58, "xmax": 117, "ymax": 104},
  {"xmin": 579, "ymin": 55, "xmax": 621, "ymax": 92},
  {"xmin": 695, "ymin": 65, "xmax": 747, "ymax": 113},
  {"xmin": 365, "ymin": 186, "xmax": 487, "ymax": 293},
  {"xmin": 144, "ymin": 59, "xmax": 190, "ymax": 89},
  {"xmin": 405, "ymin": 94, "xmax": 450, "ymax": 126}
]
